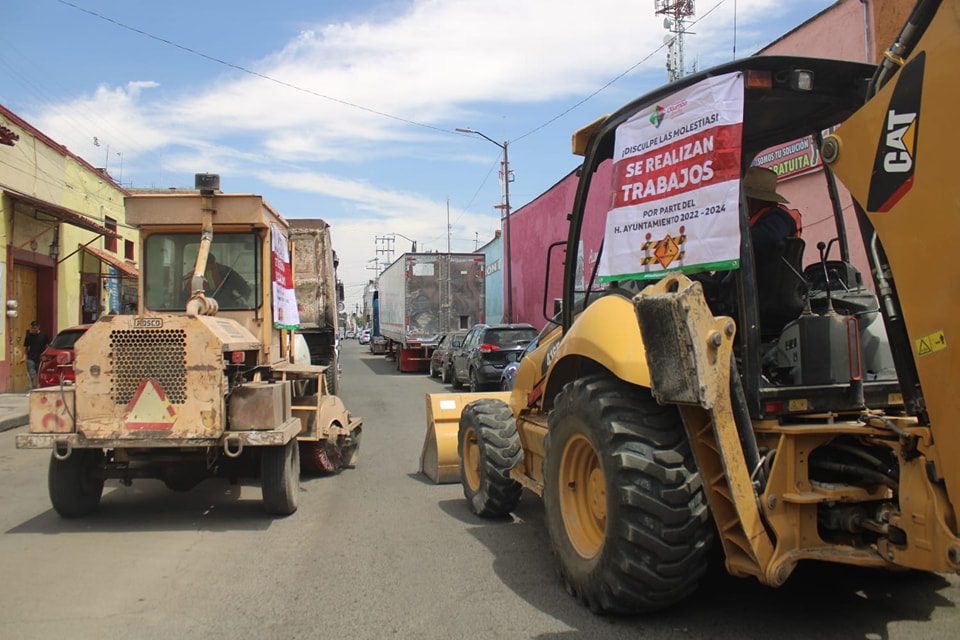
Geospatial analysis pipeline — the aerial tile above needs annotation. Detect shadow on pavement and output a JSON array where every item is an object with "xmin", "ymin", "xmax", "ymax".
[
  {"xmin": 441, "ymin": 494, "xmax": 956, "ymax": 640},
  {"xmin": 358, "ymin": 352, "xmax": 406, "ymax": 376},
  {"xmin": 6, "ymin": 479, "xmax": 275, "ymax": 534},
  {"xmin": 406, "ymin": 471, "xmax": 440, "ymax": 486},
  {"xmin": 358, "ymin": 352, "xmax": 464, "ymax": 395}
]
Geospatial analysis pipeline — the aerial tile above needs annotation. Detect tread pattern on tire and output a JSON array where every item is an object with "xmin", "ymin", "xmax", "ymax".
[
  {"xmin": 459, "ymin": 398, "xmax": 523, "ymax": 517},
  {"xmin": 544, "ymin": 373, "xmax": 712, "ymax": 614},
  {"xmin": 261, "ymin": 440, "xmax": 300, "ymax": 516}
]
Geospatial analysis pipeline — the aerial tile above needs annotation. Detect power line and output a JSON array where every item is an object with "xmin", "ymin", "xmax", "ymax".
[
  {"xmin": 422, "ymin": 154, "xmax": 500, "ymax": 248},
  {"xmin": 0, "ymin": 43, "xmax": 168, "ymax": 177},
  {"xmin": 512, "ymin": 0, "xmax": 730, "ymax": 144},
  {"xmin": 54, "ymin": 0, "xmax": 461, "ymax": 138}
]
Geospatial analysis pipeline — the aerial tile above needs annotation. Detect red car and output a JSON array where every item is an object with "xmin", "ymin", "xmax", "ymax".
[{"xmin": 37, "ymin": 324, "xmax": 90, "ymax": 387}]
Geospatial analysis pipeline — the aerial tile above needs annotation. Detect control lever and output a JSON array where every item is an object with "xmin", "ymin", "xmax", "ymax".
[
  {"xmin": 817, "ymin": 239, "xmax": 839, "ymax": 314},
  {"xmin": 780, "ymin": 256, "xmax": 813, "ymax": 316}
]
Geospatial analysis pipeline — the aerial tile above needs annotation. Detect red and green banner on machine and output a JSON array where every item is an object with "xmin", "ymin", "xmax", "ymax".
[
  {"xmin": 598, "ymin": 72, "xmax": 745, "ymax": 282},
  {"xmin": 271, "ymin": 225, "xmax": 300, "ymax": 330}
]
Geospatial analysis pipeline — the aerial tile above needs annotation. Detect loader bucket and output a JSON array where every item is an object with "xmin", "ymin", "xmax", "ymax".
[{"xmin": 420, "ymin": 392, "xmax": 511, "ymax": 484}]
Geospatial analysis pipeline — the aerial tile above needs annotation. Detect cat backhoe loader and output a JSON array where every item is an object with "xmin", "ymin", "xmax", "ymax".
[{"xmin": 424, "ymin": 0, "xmax": 959, "ymax": 613}]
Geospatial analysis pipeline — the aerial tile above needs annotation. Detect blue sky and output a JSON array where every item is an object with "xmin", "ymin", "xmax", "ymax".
[{"xmin": 4, "ymin": 0, "xmax": 836, "ymax": 310}]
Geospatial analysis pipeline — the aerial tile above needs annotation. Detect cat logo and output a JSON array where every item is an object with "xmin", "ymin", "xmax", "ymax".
[
  {"xmin": 867, "ymin": 52, "xmax": 925, "ymax": 213},
  {"xmin": 883, "ymin": 109, "xmax": 917, "ymax": 173}
]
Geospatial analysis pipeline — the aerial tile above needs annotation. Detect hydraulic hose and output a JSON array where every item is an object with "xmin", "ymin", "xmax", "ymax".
[
  {"xmin": 811, "ymin": 460, "xmax": 899, "ymax": 492},
  {"xmin": 730, "ymin": 357, "xmax": 764, "ymax": 487}
]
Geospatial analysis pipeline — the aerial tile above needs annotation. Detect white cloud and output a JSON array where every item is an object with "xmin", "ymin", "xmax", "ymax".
[
  {"xmin": 260, "ymin": 169, "xmax": 501, "ymax": 296},
  {"xmin": 25, "ymin": 0, "xmax": 811, "ymax": 309},
  {"xmin": 34, "ymin": 80, "xmax": 169, "ymax": 164},
  {"xmin": 38, "ymin": 0, "xmax": 787, "ymax": 165}
]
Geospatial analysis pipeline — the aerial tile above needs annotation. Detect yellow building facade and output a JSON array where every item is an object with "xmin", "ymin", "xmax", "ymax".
[{"xmin": 0, "ymin": 105, "xmax": 138, "ymax": 392}]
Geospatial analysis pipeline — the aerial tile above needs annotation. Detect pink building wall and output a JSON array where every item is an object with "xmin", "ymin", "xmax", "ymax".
[
  {"xmin": 509, "ymin": 161, "xmax": 613, "ymax": 330},
  {"xmin": 508, "ymin": 170, "xmax": 577, "ymax": 329}
]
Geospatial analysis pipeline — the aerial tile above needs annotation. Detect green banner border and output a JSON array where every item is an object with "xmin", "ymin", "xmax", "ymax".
[{"xmin": 597, "ymin": 259, "xmax": 740, "ymax": 283}]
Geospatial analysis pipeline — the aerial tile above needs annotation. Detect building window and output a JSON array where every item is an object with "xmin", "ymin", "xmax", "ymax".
[
  {"xmin": 460, "ymin": 315, "xmax": 470, "ymax": 329},
  {"xmin": 105, "ymin": 216, "xmax": 117, "ymax": 252},
  {"xmin": 124, "ymin": 239, "xmax": 134, "ymax": 261}
]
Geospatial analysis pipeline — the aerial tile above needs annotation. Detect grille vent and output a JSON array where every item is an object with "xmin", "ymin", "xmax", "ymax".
[{"xmin": 110, "ymin": 329, "xmax": 188, "ymax": 405}]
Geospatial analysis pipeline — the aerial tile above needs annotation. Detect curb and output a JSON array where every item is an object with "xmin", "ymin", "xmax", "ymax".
[{"xmin": 0, "ymin": 414, "xmax": 29, "ymax": 433}]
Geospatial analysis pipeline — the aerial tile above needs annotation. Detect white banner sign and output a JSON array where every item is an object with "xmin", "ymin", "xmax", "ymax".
[
  {"xmin": 598, "ymin": 72, "xmax": 744, "ymax": 282},
  {"xmin": 271, "ymin": 225, "xmax": 300, "ymax": 330}
]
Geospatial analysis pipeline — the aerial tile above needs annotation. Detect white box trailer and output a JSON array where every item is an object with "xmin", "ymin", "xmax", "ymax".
[{"xmin": 378, "ymin": 252, "xmax": 485, "ymax": 372}]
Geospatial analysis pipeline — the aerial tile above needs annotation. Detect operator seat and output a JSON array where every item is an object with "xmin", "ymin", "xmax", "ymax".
[{"xmin": 757, "ymin": 237, "xmax": 806, "ymax": 339}]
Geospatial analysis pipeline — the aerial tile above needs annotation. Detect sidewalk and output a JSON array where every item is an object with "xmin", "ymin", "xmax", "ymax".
[{"xmin": 0, "ymin": 393, "xmax": 29, "ymax": 433}]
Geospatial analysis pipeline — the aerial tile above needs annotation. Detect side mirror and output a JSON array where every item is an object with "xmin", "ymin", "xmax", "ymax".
[{"xmin": 542, "ymin": 241, "xmax": 566, "ymax": 323}]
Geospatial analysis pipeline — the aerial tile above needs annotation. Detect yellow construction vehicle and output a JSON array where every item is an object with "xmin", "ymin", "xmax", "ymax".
[
  {"xmin": 18, "ymin": 175, "xmax": 361, "ymax": 517},
  {"xmin": 425, "ymin": 0, "xmax": 959, "ymax": 613}
]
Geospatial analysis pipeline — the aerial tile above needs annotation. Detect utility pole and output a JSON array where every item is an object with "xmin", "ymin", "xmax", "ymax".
[
  {"xmin": 456, "ymin": 128, "xmax": 513, "ymax": 322},
  {"xmin": 375, "ymin": 235, "xmax": 395, "ymax": 270},
  {"xmin": 501, "ymin": 140, "xmax": 513, "ymax": 323},
  {"xmin": 446, "ymin": 198, "xmax": 451, "ymax": 333}
]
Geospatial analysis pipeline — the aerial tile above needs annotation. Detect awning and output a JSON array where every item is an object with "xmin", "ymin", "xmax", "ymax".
[
  {"xmin": 3, "ymin": 187, "xmax": 120, "ymax": 238},
  {"xmin": 79, "ymin": 243, "xmax": 139, "ymax": 278}
]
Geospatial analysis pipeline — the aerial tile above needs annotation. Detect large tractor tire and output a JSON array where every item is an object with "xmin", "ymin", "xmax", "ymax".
[
  {"xmin": 261, "ymin": 439, "xmax": 300, "ymax": 516},
  {"xmin": 48, "ymin": 449, "xmax": 105, "ymax": 518},
  {"xmin": 544, "ymin": 374, "xmax": 712, "ymax": 614},
  {"xmin": 458, "ymin": 398, "xmax": 523, "ymax": 517}
]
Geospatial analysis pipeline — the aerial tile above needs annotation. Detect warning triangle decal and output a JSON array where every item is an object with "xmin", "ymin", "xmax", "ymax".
[{"xmin": 125, "ymin": 379, "xmax": 177, "ymax": 430}]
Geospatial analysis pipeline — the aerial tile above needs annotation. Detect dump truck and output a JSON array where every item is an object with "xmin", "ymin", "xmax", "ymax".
[
  {"xmin": 424, "ymin": 0, "xmax": 960, "ymax": 613},
  {"xmin": 379, "ymin": 252, "xmax": 485, "ymax": 372},
  {"xmin": 290, "ymin": 221, "xmax": 344, "ymax": 394},
  {"xmin": 18, "ymin": 175, "xmax": 362, "ymax": 517}
]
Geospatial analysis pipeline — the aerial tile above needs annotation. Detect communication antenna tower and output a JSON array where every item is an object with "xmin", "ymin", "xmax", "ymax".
[{"xmin": 655, "ymin": 1, "xmax": 696, "ymax": 82}]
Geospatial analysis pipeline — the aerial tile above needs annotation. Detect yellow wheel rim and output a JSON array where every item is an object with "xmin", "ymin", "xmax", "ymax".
[
  {"xmin": 559, "ymin": 433, "xmax": 606, "ymax": 559},
  {"xmin": 462, "ymin": 426, "xmax": 481, "ymax": 492}
]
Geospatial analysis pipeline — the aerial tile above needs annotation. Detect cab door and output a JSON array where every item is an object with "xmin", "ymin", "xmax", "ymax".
[{"xmin": 454, "ymin": 328, "xmax": 476, "ymax": 382}]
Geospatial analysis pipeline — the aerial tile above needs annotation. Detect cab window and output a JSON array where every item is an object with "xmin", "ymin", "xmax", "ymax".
[{"xmin": 144, "ymin": 233, "xmax": 262, "ymax": 311}]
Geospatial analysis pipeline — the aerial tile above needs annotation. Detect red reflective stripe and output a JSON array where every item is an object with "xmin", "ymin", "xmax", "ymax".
[{"xmin": 748, "ymin": 205, "xmax": 802, "ymax": 237}]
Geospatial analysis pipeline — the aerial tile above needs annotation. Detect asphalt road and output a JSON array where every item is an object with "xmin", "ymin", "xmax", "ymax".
[{"xmin": 0, "ymin": 340, "xmax": 957, "ymax": 639}]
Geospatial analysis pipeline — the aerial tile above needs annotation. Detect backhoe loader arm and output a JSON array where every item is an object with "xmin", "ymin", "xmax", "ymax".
[{"xmin": 824, "ymin": 0, "xmax": 960, "ymax": 527}]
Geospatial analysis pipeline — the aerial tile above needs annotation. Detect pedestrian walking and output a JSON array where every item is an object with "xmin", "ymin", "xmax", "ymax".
[{"xmin": 24, "ymin": 321, "xmax": 49, "ymax": 389}]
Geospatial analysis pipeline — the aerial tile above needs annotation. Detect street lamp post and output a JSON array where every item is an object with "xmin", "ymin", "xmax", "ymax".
[
  {"xmin": 391, "ymin": 232, "xmax": 418, "ymax": 252},
  {"xmin": 456, "ymin": 128, "xmax": 512, "ymax": 323}
]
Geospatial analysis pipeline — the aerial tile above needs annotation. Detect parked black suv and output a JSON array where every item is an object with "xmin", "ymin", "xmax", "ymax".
[{"xmin": 452, "ymin": 323, "xmax": 538, "ymax": 391}]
